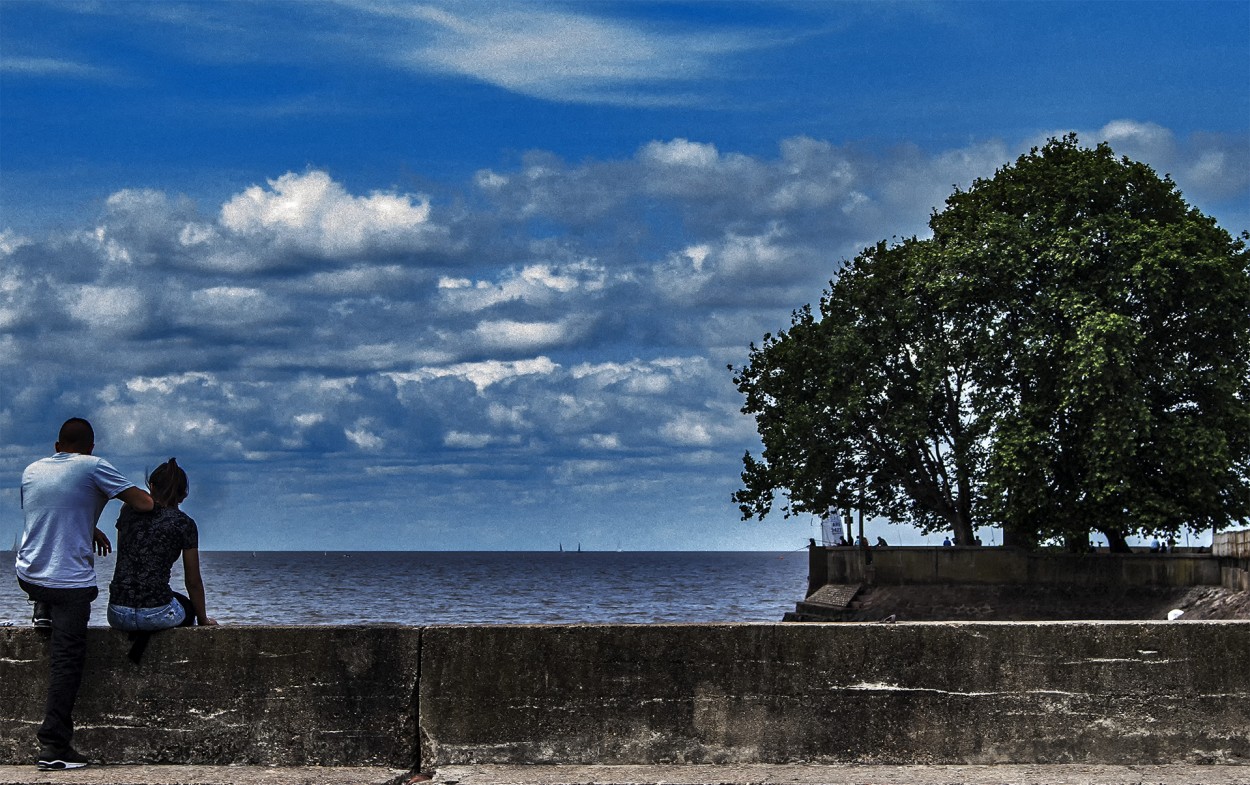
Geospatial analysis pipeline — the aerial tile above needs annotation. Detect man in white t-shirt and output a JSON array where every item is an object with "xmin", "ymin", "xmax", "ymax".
[{"xmin": 16, "ymin": 418, "xmax": 153, "ymax": 771}]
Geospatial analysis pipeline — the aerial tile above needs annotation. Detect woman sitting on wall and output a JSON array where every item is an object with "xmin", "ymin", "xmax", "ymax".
[{"xmin": 107, "ymin": 458, "xmax": 217, "ymax": 632}]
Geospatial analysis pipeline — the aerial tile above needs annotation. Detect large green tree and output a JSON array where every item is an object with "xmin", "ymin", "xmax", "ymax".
[{"xmin": 734, "ymin": 136, "xmax": 1250, "ymax": 549}]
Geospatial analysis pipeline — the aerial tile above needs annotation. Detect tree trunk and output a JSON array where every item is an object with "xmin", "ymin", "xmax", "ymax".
[
  {"xmin": 1002, "ymin": 525, "xmax": 1037, "ymax": 550},
  {"xmin": 953, "ymin": 469, "xmax": 975, "ymax": 546},
  {"xmin": 1100, "ymin": 527, "xmax": 1132, "ymax": 553},
  {"xmin": 950, "ymin": 510, "xmax": 975, "ymax": 546}
]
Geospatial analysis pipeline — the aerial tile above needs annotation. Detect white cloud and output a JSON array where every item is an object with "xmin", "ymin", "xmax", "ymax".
[
  {"xmin": 660, "ymin": 414, "xmax": 715, "ymax": 446},
  {"xmin": 125, "ymin": 372, "xmax": 215, "ymax": 396},
  {"xmin": 180, "ymin": 416, "xmax": 231, "ymax": 439},
  {"xmin": 640, "ymin": 139, "xmax": 720, "ymax": 168},
  {"xmin": 247, "ymin": 342, "xmax": 435, "ymax": 372},
  {"xmin": 580, "ymin": 433, "xmax": 621, "ymax": 450},
  {"xmin": 0, "ymin": 55, "xmax": 115, "ymax": 80},
  {"xmin": 475, "ymin": 170, "xmax": 508, "ymax": 190},
  {"xmin": 293, "ymin": 412, "xmax": 325, "ymax": 428},
  {"xmin": 683, "ymin": 244, "xmax": 710, "ymax": 272},
  {"xmin": 5, "ymin": 124, "xmax": 1243, "ymax": 551},
  {"xmin": 551, "ymin": 459, "xmax": 614, "ymax": 479},
  {"xmin": 219, "ymin": 170, "xmax": 438, "ymax": 258},
  {"xmin": 487, "ymin": 402, "xmax": 530, "ymax": 429},
  {"xmin": 0, "ymin": 230, "xmax": 31, "ymax": 255},
  {"xmin": 1098, "ymin": 119, "xmax": 1174, "ymax": 152},
  {"xmin": 652, "ymin": 225, "xmax": 803, "ymax": 304},
  {"xmin": 0, "ymin": 265, "xmax": 34, "ymax": 330},
  {"xmin": 63, "ymin": 285, "xmax": 147, "ymax": 333},
  {"xmin": 444, "ymin": 430, "xmax": 493, "ymax": 448},
  {"xmin": 181, "ymin": 286, "xmax": 285, "ymax": 327},
  {"xmin": 473, "ymin": 318, "xmax": 579, "ymax": 352},
  {"xmin": 179, "ymin": 223, "xmax": 217, "ymax": 247},
  {"xmin": 345, "ymin": 421, "xmax": 385, "ymax": 451},
  {"xmin": 394, "ymin": 5, "xmax": 751, "ymax": 106},
  {"xmin": 106, "ymin": 188, "xmax": 170, "ymax": 214},
  {"xmin": 89, "ymin": 227, "xmax": 134, "ymax": 265},
  {"xmin": 437, "ymin": 262, "xmax": 607, "ymax": 313},
  {"xmin": 388, "ymin": 357, "xmax": 561, "ymax": 394},
  {"xmin": 302, "ymin": 264, "xmax": 412, "ymax": 295},
  {"xmin": 574, "ymin": 364, "xmax": 664, "ymax": 396}
]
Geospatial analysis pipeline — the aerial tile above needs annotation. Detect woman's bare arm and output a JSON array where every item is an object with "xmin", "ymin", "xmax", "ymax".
[{"xmin": 181, "ymin": 548, "xmax": 218, "ymax": 626}]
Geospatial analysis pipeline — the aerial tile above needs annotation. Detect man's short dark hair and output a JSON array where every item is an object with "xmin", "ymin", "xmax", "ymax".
[{"xmin": 58, "ymin": 417, "xmax": 95, "ymax": 448}]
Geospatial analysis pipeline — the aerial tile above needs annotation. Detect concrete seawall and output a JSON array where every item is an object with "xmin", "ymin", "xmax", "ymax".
[
  {"xmin": 0, "ymin": 626, "xmax": 420, "ymax": 768},
  {"xmin": 2, "ymin": 623, "xmax": 1248, "ymax": 769},
  {"xmin": 1214, "ymin": 529, "xmax": 1250, "ymax": 591},
  {"xmin": 807, "ymin": 547, "xmax": 1229, "ymax": 597}
]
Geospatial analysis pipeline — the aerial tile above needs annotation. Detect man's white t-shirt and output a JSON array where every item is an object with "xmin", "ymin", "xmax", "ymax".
[{"xmin": 17, "ymin": 452, "xmax": 135, "ymax": 589}]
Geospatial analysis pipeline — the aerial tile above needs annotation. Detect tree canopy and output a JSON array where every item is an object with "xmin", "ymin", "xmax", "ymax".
[{"xmin": 733, "ymin": 135, "xmax": 1250, "ymax": 549}]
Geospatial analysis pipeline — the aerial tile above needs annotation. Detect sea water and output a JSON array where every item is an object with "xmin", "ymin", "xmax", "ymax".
[{"xmin": 0, "ymin": 551, "xmax": 809, "ymax": 626}]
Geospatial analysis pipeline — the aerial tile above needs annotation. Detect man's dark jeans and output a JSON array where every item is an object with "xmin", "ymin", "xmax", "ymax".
[{"xmin": 18, "ymin": 578, "xmax": 98, "ymax": 752}]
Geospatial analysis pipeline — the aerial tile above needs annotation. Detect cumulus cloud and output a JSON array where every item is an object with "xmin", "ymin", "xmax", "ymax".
[
  {"xmin": 660, "ymin": 413, "xmax": 716, "ymax": 447},
  {"xmin": 346, "ymin": 421, "xmax": 385, "ymax": 451},
  {"xmin": 3, "ymin": 125, "xmax": 1244, "ymax": 549},
  {"xmin": 123, "ymin": 372, "xmax": 215, "ymax": 396},
  {"xmin": 219, "ymin": 170, "xmax": 441, "ymax": 259},
  {"xmin": 179, "ymin": 286, "xmax": 288, "ymax": 329},
  {"xmin": 443, "ymin": 430, "xmax": 493, "ymax": 449},
  {"xmin": 437, "ymin": 261, "xmax": 607, "ymax": 313},
  {"xmin": 303, "ymin": 264, "xmax": 413, "ymax": 296},
  {"xmin": 63, "ymin": 285, "xmax": 148, "ymax": 334},
  {"xmin": 388, "ymin": 357, "xmax": 561, "ymax": 394},
  {"xmin": 0, "ymin": 230, "xmax": 31, "ymax": 255},
  {"xmin": 473, "ymin": 318, "xmax": 586, "ymax": 353},
  {"xmin": 640, "ymin": 138, "xmax": 722, "ymax": 168}
]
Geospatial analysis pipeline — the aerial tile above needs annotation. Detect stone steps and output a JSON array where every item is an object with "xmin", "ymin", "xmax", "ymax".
[{"xmin": 784, "ymin": 583, "xmax": 862, "ymax": 621}]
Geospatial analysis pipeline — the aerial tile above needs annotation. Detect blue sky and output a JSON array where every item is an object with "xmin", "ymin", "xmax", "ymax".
[{"xmin": 2, "ymin": 1, "xmax": 1247, "ymax": 551}]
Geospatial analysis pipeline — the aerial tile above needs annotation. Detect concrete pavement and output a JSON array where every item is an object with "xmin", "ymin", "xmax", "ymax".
[{"xmin": 2, "ymin": 764, "xmax": 1249, "ymax": 785}]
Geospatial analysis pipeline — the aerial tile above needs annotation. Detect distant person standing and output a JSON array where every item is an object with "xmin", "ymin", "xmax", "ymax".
[{"xmin": 16, "ymin": 418, "xmax": 153, "ymax": 771}]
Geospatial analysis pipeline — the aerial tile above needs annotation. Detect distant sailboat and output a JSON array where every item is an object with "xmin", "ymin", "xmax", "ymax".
[
  {"xmin": 577, "ymin": 542, "xmax": 582, "ymax": 553},
  {"xmin": 559, "ymin": 543, "xmax": 563, "ymax": 553}
]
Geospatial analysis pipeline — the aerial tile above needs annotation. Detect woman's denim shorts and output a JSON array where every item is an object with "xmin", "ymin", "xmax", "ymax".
[{"xmin": 107, "ymin": 595, "xmax": 186, "ymax": 632}]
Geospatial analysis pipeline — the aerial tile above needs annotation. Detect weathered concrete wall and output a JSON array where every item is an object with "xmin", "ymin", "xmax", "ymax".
[
  {"xmin": 418, "ymin": 622, "xmax": 1250, "ymax": 767},
  {"xmin": 808, "ymin": 546, "xmax": 1225, "ymax": 595},
  {"xmin": 1223, "ymin": 565, "xmax": 1250, "ymax": 592},
  {"xmin": 3, "ymin": 623, "xmax": 1248, "ymax": 769},
  {"xmin": 0, "ymin": 626, "xmax": 420, "ymax": 767},
  {"xmin": 1213, "ymin": 529, "xmax": 1250, "ymax": 559},
  {"xmin": 1213, "ymin": 529, "xmax": 1250, "ymax": 591}
]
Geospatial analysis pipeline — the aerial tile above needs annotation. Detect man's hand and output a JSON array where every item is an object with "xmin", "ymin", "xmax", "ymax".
[{"xmin": 93, "ymin": 527, "xmax": 112, "ymax": 557}]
